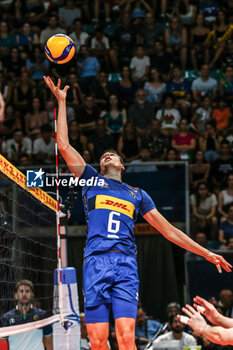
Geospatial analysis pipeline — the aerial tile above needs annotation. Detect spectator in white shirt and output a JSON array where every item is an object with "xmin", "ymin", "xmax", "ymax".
[
  {"xmin": 40, "ymin": 15, "xmax": 66, "ymax": 45},
  {"xmin": 156, "ymin": 93, "xmax": 181, "ymax": 136},
  {"xmin": 154, "ymin": 313, "xmax": 196, "ymax": 350},
  {"xmin": 130, "ymin": 45, "xmax": 150, "ymax": 84},
  {"xmin": 69, "ymin": 19, "xmax": 89, "ymax": 52},
  {"xmin": 91, "ymin": 27, "xmax": 110, "ymax": 70},
  {"xmin": 91, "ymin": 27, "xmax": 110, "ymax": 51},
  {"xmin": 191, "ymin": 64, "xmax": 217, "ymax": 103},
  {"xmin": 33, "ymin": 123, "xmax": 55, "ymax": 165},
  {"xmin": 3, "ymin": 129, "xmax": 32, "ymax": 164}
]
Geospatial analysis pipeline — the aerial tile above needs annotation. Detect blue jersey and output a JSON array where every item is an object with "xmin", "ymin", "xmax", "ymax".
[
  {"xmin": 166, "ymin": 79, "xmax": 191, "ymax": 98},
  {"xmin": 80, "ymin": 164, "xmax": 156, "ymax": 257}
]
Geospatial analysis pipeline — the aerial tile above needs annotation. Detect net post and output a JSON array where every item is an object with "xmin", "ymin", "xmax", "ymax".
[
  {"xmin": 60, "ymin": 224, "xmax": 68, "ymax": 268},
  {"xmin": 53, "ymin": 268, "xmax": 81, "ymax": 350}
]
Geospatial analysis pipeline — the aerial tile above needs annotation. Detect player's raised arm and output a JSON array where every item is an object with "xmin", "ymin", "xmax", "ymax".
[
  {"xmin": 43, "ymin": 76, "xmax": 86, "ymax": 177},
  {"xmin": 144, "ymin": 208, "xmax": 232, "ymax": 273}
]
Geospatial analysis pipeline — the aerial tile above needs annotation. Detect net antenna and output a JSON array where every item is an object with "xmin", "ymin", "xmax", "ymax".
[{"xmin": 54, "ymin": 107, "xmax": 64, "ymax": 323}]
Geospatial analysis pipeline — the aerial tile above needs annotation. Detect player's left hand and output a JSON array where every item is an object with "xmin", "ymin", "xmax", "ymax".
[
  {"xmin": 205, "ymin": 251, "xmax": 232, "ymax": 273},
  {"xmin": 178, "ymin": 304, "xmax": 208, "ymax": 334}
]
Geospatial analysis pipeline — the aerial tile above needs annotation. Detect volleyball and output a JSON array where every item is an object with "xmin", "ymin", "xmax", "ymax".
[{"xmin": 45, "ymin": 34, "xmax": 75, "ymax": 64}]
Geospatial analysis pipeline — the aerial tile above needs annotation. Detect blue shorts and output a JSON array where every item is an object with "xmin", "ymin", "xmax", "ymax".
[
  {"xmin": 85, "ymin": 298, "xmax": 138, "ymax": 323},
  {"xmin": 83, "ymin": 252, "xmax": 139, "ymax": 320}
]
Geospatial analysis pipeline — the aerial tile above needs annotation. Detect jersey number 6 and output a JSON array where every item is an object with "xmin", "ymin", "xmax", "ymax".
[{"xmin": 107, "ymin": 211, "xmax": 120, "ymax": 236}]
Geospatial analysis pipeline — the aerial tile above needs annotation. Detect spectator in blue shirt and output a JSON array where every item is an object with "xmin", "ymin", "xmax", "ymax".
[
  {"xmin": 167, "ymin": 66, "xmax": 191, "ymax": 115},
  {"xmin": 0, "ymin": 21, "xmax": 17, "ymax": 58},
  {"xmin": 17, "ymin": 22, "xmax": 39, "ymax": 51},
  {"xmin": 26, "ymin": 45, "xmax": 49, "ymax": 81},
  {"xmin": 77, "ymin": 45, "xmax": 100, "ymax": 93},
  {"xmin": 135, "ymin": 306, "xmax": 163, "ymax": 348},
  {"xmin": 219, "ymin": 204, "xmax": 233, "ymax": 245},
  {"xmin": 199, "ymin": 0, "xmax": 220, "ymax": 23}
]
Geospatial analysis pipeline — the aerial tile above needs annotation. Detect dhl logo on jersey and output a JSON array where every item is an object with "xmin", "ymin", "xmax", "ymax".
[{"xmin": 95, "ymin": 195, "xmax": 135, "ymax": 218}]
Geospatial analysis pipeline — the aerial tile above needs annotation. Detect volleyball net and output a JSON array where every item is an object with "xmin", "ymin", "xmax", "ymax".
[{"xmin": 0, "ymin": 154, "xmax": 60, "ymax": 336}]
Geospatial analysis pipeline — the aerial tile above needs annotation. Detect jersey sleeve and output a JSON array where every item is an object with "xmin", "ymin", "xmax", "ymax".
[
  {"xmin": 80, "ymin": 164, "xmax": 98, "ymax": 180},
  {"xmin": 79, "ymin": 164, "xmax": 99, "ymax": 194},
  {"xmin": 139, "ymin": 189, "xmax": 156, "ymax": 216}
]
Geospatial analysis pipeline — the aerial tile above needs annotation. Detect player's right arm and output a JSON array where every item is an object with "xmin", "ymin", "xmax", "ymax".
[
  {"xmin": 144, "ymin": 208, "xmax": 232, "ymax": 273},
  {"xmin": 43, "ymin": 76, "xmax": 86, "ymax": 177}
]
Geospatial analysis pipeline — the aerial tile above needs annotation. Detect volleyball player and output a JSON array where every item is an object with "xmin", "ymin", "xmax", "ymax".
[
  {"xmin": 180, "ymin": 296, "xmax": 233, "ymax": 345},
  {"xmin": 44, "ymin": 76, "xmax": 232, "ymax": 350}
]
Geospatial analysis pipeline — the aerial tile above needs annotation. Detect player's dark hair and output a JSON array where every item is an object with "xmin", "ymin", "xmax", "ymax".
[
  {"xmin": 15, "ymin": 279, "xmax": 34, "ymax": 293},
  {"xmin": 102, "ymin": 149, "xmax": 124, "ymax": 165}
]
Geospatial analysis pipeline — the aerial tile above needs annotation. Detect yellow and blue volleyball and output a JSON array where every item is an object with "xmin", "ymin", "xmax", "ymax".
[{"xmin": 45, "ymin": 34, "xmax": 75, "ymax": 64}]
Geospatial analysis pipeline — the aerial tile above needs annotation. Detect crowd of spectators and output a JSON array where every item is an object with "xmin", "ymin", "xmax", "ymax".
[{"xmin": 2, "ymin": 0, "xmax": 233, "ymax": 246}]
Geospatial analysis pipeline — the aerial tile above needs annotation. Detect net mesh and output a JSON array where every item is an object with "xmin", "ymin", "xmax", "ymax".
[{"xmin": 0, "ymin": 162, "xmax": 57, "ymax": 329}]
